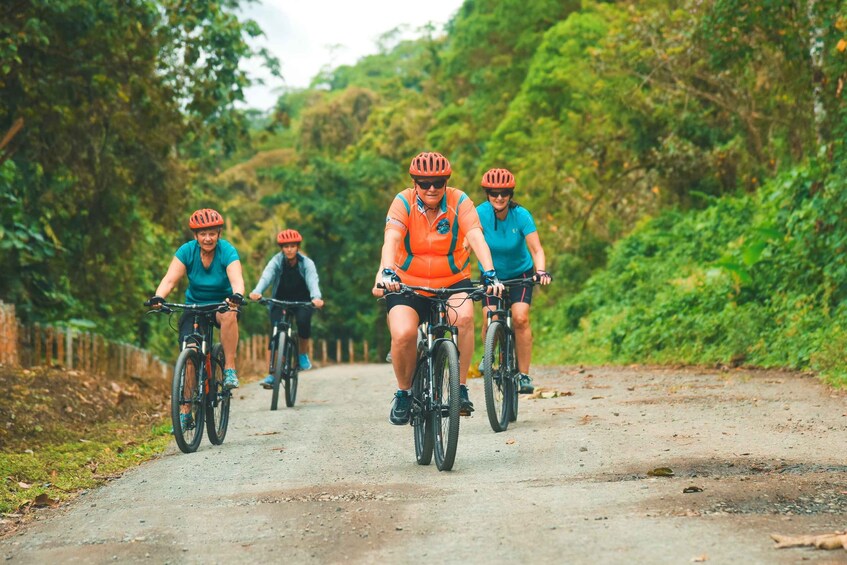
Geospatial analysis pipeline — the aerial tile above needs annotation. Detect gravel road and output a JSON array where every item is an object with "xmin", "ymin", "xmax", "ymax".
[{"xmin": 2, "ymin": 363, "xmax": 846, "ymax": 564}]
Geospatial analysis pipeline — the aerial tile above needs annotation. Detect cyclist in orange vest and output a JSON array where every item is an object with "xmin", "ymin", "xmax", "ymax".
[{"xmin": 374, "ymin": 151, "xmax": 503, "ymax": 425}]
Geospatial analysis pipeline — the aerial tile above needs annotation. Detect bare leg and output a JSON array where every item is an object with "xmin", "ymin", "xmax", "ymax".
[
  {"xmin": 388, "ymin": 305, "xmax": 419, "ymax": 389},
  {"xmin": 447, "ymin": 294, "xmax": 475, "ymax": 385},
  {"xmin": 217, "ymin": 310, "xmax": 238, "ymax": 370},
  {"xmin": 511, "ymin": 303, "xmax": 532, "ymax": 374}
]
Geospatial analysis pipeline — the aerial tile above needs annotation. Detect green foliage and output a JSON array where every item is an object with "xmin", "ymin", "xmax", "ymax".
[
  {"xmin": 0, "ymin": 0, "xmax": 275, "ymax": 343},
  {"xmin": 539, "ymin": 160, "xmax": 847, "ymax": 384},
  {"xmin": 7, "ymin": 0, "xmax": 847, "ymax": 386}
]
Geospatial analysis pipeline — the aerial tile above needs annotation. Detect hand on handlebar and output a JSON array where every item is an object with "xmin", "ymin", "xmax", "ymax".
[
  {"xmin": 249, "ymin": 292, "xmax": 262, "ymax": 301},
  {"xmin": 380, "ymin": 268, "xmax": 402, "ymax": 293},
  {"xmin": 146, "ymin": 295, "xmax": 165, "ymax": 309},
  {"xmin": 481, "ymin": 270, "xmax": 504, "ymax": 297},
  {"xmin": 535, "ymin": 270, "xmax": 553, "ymax": 285},
  {"xmin": 225, "ymin": 292, "xmax": 243, "ymax": 310}
]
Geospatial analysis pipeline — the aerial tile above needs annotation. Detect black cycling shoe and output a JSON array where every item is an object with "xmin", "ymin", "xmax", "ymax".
[
  {"xmin": 518, "ymin": 373, "xmax": 535, "ymax": 394},
  {"xmin": 389, "ymin": 389, "xmax": 412, "ymax": 425},
  {"xmin": 459, "ymin": 384, "xmax": 474, "ymax": 416}
]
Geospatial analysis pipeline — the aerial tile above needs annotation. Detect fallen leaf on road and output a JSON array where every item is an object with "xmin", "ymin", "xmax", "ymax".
[
  {"xmin": 33, "ymin": 494, "xmax": 59, "ymax": 507},
  {"xmin": 683, "ymin": 486, "xmax": 703, "ymax": 493},
  {"xmin": 251, "ymin": 431, "xmax": 280, "ymax": 436},
  {"xmin": 591, "ymin": 396, "xmax": 604, "ymax": 400},
  {"xmin": 505, "ymin": 439, "xmax": 515, "ymax": 445},
  {"xmin": 691, "ymin": 555, "xmax": 708, "ymax": 562},
  {"xmin": 528, "ymin": 387, "xmax": 573, "ymax": 399},
  {"xmin": 647, "ymin": 467, "xmax": 674, "ymax": 477},
  {"xmin": 771, "ymin": 531, "xmax": 847, "ymax": 550}
]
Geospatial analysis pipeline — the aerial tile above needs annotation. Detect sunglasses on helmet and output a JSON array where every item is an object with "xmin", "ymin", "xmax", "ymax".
[
  {"xmin": 486, "ymin": 189, "xmax": 513, "ymax": 198},
  {"xmin": 415, "ymin": 178, "xmax": 448, "ymax": 190}
]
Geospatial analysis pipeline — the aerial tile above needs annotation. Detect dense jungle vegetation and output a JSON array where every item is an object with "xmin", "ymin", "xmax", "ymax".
[{"xmin": 3, "ymin": 0, "xmax": 847, "ymax": 385}]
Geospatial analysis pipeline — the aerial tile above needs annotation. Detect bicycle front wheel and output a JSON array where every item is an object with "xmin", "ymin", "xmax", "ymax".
[
  {"xmin": 205, "ymin": 344, "xmax": 230, "ymax": 445},
  {"xmin": 412, "ymin": 357, "xmax": 433, "ymax": 465},
  {"xmin": 284, "ymin": 338, "xmax": 299, "ymax": 407},
  {"xmin": 270, "ymin": 334, "xmax": 286, "ymax": 411},
  {"xmin": 483, "ymin": 321, "xmax": 511, "ymax": 432},
  {"xmin": 171, "ymin": 348, "xmax": 205, "ymax": 453},
  {"xmin": 432, "ymin": 340, "xmax": 460, "ymax": 471}
]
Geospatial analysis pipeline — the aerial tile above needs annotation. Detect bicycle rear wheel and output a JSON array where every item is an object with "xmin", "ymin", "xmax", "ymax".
[
  {"xmin": 171, "ymin": 348, "xmax": 205, "ymax": 453},
  {"xmin": 284, "ymin": 338, "xmax": 299, "ymax": 407},
  {"xmin": 483, "ymin": 321, "xmax": 511, "ymax": 432},
  {"xmin": 432, "ymin": 340, "xmax": 460, "ymax": 471},
  {"xmin": 205, "ymin": 344, "xmax": 230, "ymax": 445},
  {"xmin": 412, "ymin": 357, "xmax": 433, "ymax": 465},
  {"xmin": 270, "ymin": 334, "xmax": 285, "ymax": 411}
]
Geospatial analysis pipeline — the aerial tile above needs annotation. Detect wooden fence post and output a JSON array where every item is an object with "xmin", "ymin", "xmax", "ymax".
[
  {"xmin": 336, "ymin": 339, "xmax": 341, "ymax": 364},
  {"xmin": 66, "ymin": 329, "xmax": 73, "ymax": 369},
  {"xmin": 363, "ymin": 341, "xmax": 369, "ymax": 363},
  {"xmin": 348, "ymin": 339, "xmax": 354, "ymax": 364},
  {"xmin": 321, "ymin": 340, "xmax": 327, "ymax": 364}
]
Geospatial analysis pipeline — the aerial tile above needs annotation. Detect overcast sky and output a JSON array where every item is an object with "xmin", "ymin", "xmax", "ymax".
[{"xmin": 238, "ymin": 0, "xmax": 464, "ymax": 110}]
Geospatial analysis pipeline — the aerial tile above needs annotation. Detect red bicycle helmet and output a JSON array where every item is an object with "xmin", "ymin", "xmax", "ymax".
[
  {"xmin": 188, "ymin": 208, "xmax": 224, "ymax": 230},
  {"xmin": 409, "ymin": 152, "xmax": 452, "ymax": 177},
  {"xmin": 277, "ymin": 229, "xmax": 303, "ymax": 244},
  {"xmin": 481, "ymin": 168, "xmax": 516, "ymax": 189}
]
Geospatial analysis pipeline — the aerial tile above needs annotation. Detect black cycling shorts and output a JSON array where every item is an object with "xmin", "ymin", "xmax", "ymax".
[
  {"xmin": 385, "ymin": 279, "xmax": 474, "ymax": 324},
  {"xmin": 483, "ymin": 269, "xmax": 535, "ymax": 309}
]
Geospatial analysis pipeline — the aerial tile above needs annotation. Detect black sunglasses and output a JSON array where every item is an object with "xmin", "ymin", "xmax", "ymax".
[
  {"xmin": 486, "ymin": 189, "xmax": 513, "ymax": 198},
  {"xmin": 415, "ymin": 178, "xmax": 447, "ymax": 190}
]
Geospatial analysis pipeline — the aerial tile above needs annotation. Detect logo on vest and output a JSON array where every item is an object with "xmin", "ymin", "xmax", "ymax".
[{"xmin": 437, "ymin": 219, "xmax": 450, "ymax": 234}]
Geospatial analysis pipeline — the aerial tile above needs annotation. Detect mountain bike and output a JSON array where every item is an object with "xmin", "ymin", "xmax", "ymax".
[
  {"xmin": 144, "ymin": 300, "xmax": 234, "ymax": 453},
  {"xmin": 481, "ymin": 277, "xmax": 539, "ymax": 432},
  {"xmin": 258, "ymin": 298, "xmax": 315, "ymax": 410},
  {"xmin": 381, "ymin": 283, "xmax": 487, "ymax": 471}
]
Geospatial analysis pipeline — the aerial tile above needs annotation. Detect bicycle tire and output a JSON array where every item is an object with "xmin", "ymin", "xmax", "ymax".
[
  {"xmin": 432, "ymin": 340, "xmax": 461, "ymax": 471},
  {"xmin": 412, "ymin": 357, "xmax": 433, "ymax": 465},
  {"xmin": 284, "ymin": 338, "xmax": 299, "ymax": 407},
  {"xmin": 171, "ymin": 348, "xmax": 205, "ymax": 453},
  {"xmin": 270, "ymin": 334, "xmax": 285, "ymax": 411},
  {"xmin": 205, "ymin": 344, "xmax": 230, "ymax": 445},
  {"xmin": 483, "ymin": 321, "xmax": 511, "ymax": 432}
]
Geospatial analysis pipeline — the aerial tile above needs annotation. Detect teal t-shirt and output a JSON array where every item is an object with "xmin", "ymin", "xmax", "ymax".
[
  {"xmin": 175, "ymin": 239, "xmax": 240, "ymax": 304},
  {"xmin": 476, "ymin": 202, "xmax": 537, "ymax": 279}
]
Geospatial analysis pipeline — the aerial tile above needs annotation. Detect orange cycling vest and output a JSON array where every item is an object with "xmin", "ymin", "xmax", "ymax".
[{"xmin": 385, "ymin": 187, "xmax": 481, "ymax": 287}]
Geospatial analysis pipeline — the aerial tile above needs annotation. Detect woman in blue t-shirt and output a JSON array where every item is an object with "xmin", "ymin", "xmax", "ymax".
[
  {"xmin": 148, "ymin": 209, "xmax": 245, "ymax": 398},
  {"xmin": 476, "ymin": 169, "xmax": 552, "ymax": 394}
]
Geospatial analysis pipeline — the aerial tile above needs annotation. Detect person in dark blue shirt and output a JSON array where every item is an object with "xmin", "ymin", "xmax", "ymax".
[{"xmin": 476, "ymin": 169, "xmax": 551, "ymax": 394}]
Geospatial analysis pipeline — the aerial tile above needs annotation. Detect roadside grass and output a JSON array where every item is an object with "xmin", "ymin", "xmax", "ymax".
[
  {"xmin": 1, "ymin": 423, "xmax": 171, "ymax": 514},
  {"xmin": 0, "ymin": 366, "xmax": 171, "ymax": 526}
]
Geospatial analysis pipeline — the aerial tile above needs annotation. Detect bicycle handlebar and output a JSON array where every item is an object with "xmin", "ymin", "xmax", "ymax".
[
  {"xmin": 143, "ymin": 300, "xmax": 233, "ymax": 316},
  {"xmin": 377, "ymin": 283, "xmax": 488, "ymax": 301},
  {"xmin": 471, "ymin": 275, "xmax": 551, "ymax": 287},
  {"xmin": 256, "ymin": 297, "xmax": 316, "ymax": 309}
]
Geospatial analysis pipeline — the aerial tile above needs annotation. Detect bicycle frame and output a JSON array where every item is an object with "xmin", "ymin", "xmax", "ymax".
[
  {"xmin": 258, "ymin": 298, "xmax": 314, "ymax": 410},
  {"xmin": 481, "ymin": 277, "xmax": 539, "ymax": 431},
  {"xmin": 381, "ymin": 283, "xmax": 487, "ymax": 471},
  {"xmin": 144, "ymin": 300, "xmax": 233, "ymax": 452}
]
